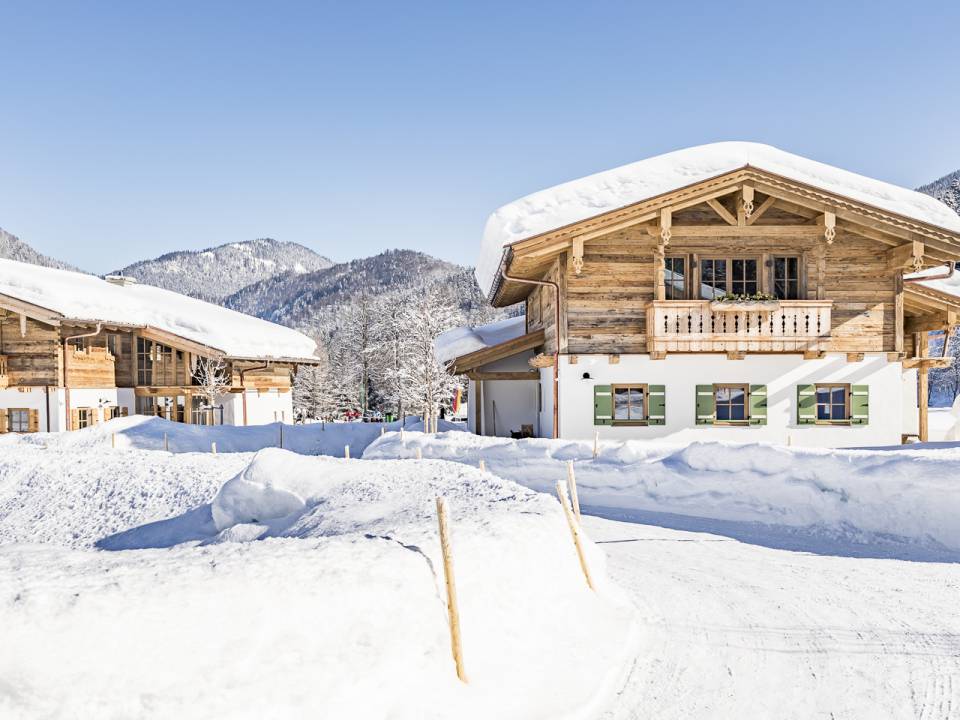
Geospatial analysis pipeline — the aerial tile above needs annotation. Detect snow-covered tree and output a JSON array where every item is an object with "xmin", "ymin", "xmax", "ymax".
[
  {"xmin": 404, "ymin": 284, "xmax": 464, "ymax": 419},
  {"xmin": 930, "ymin": 329, "xmax": 960, "ymax": 404},
  {"xmin": 371, "ymin": 290, "xmax": 417, "ymax": 421},
  {"xmin": 194, "ymin": 356, "xmax": 230, "ymax": 424}
]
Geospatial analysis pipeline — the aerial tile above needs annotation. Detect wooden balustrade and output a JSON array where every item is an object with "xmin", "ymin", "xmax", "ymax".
[{"xmin": 647, "ymin": 300, "xmax": 833, "ymax": 354}]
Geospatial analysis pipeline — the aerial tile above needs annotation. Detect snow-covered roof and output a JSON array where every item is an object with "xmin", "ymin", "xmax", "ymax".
[
  {"xmin": 435, "ymin": 315, "xmax": 525, "ymax": 365},
  {"xmin": 477, "ymin": 141, "xmax": 960, "ymax": 296},
  {"xmin": 0, "ymin": 259, "xmax": 318, "ymax": 361},
  {"xmin": 908, "ymin": 264, "xmax": 960, "ymax": 302}
]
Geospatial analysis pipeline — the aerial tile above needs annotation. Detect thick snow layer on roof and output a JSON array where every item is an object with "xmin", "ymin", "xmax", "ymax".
[
  {"xmin": 434, "ymin": 315, "xmax": 525, "ymax": 365},
  {"xmin": 0, "ymin": 259, "xmax": 317, "ymax": 360},
  {"xmin": 477, "ymin": 141, "xmax": 960, "ymax": 296},
  {"xmin": 907, "ymin": 264, "xmax": 960, "ymax": 299}
]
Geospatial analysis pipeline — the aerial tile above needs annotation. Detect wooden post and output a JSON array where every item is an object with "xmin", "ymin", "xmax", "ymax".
[
  {"xmin": 919, "ymin": 331, "xmax": 930, "ymax": 442},
  {"xmin": 381, "ymin": 425, "xmax": 385, "ymax": 436},
  {"xmin": 436, "ymin": 497, "xmax": 467, "ymax": 682},
  {"xmin": 566, "ymin": 461, "xmax": 581, "ymax": 523},
  {"xmin": 111, "ymin": 432, "xmax": 116, "ymax": 449},
  {"xmin": 894, "ymin": 271, "xmax": 904, "ymax": 355},
  {"xmin": 593, "ymin": 430, "xmax": 599, "ymax": 459},
  {"xmin": 400, "ymin": 427, "xmax": 405, "ymax": 442},
  {"xmin": 279, "ymin": 424, "xmax": 283, "ymax": 449},
  {"xmin": 344, "ymin": 444, "xmax": 350, "ymax": 459},
  {"xmin": 163, "ymin": 432, "xmax": 168, "ymax": 452},
  {"xmin": 479, "ymin": 458, "xmax": 485, "ymax": 472},
  {"xmin": 416, "ymin": 447, "xmax": 422, "ymax": 460},
  {"xmin": 555, "ymin": 481, "xmax": 594, "ymax": 591},
  {"xmin": 211, "ymin": 441, "xmax": 217, "ymax": 454}
]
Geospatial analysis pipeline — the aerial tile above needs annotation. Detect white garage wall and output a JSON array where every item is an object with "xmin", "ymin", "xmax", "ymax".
[{"xmin": 558, "ymin": 353, "xmax": 908, "ymax": 448}]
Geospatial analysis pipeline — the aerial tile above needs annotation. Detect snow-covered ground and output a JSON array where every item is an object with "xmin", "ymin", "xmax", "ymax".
[
  {"xmin": 0, "ymin": 435, "xmax": 634, "ymax": 719},
  {"xmin": 365, "ymin": 431, "xmax": 960, "ymax": 559}
]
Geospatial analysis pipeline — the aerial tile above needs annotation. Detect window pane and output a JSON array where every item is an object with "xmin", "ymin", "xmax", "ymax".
[
  {"xmin": 716, "ymin": 387, "xmax": 731, "ymax": 402},
  {"xmin": 631, "ymin": 388, "xmax": 645, "ymax": 420},
  {"xmin": 666, "ymin": 258, "xmax": 686, "ymax": 300},
  {"xmin": 816, "ymin": 389, "xmax": 830, "ymax": 403},
  {"xmin": 831, "ymin": 388, "xmax": 845, "ymax": 404},
  {"xmin": 716, "ymin": 404, "xmax": 730, "ymax": 421},
  {"xmin": 818, "ymin": 404, "xmax": 829, "ymax": 420},
  {"xmin": 731, "ymin": 403, "xmax": 746, "ymax": 421},
  {"xmin": 832, "ymin": 403, "xmax": 846, "ymax": 419},
  {"xmin": 701, "ymin": 259, "xmax": 727, "ymax": 299},
  {"xmin": 614, "ymin": 388, "xmax": 630, "ymax": 420},
  {"xmin": 728, "ymin": 388, "xmax": 745, "ymax": 403}
]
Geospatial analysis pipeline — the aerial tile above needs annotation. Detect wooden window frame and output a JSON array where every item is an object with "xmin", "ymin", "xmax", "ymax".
[
  {"xmin": 7, "ymin": 408, "xmax": 29, "ymax": 433},
  {"xmin": 713, "ymin": 383, "xmax": 750, "ymax": 425},
  {"xmin": 664, "ymin": 255, "xmax": 688, "ymax": 300},
  {"xmin": 771, "ymin": 255, "xmax": 804, "ymax": 300},
  {"xmin": 698, "ymin": 255, "xmax": 761, "ymax": 299},
  {"xmin": 103, "ymin": 406, "xmax": 122, "ymax": 421},
  {"xmin": 76, "ymin": 407, "xmax": 93, "ymax": 429},
  {"xmin": 611, "ymin": 383, "xmax": 649, "ymax": 425},
  {"xmin": 814, "ymin": 383, "xmax": 851, "ymax": 425}
]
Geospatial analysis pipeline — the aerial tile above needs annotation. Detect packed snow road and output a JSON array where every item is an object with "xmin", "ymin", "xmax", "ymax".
[{"xmin": 588, "ymin": 515, "xmax": 960, "ymax": 719}]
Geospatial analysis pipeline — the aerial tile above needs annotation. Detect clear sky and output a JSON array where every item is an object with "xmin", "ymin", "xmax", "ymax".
[{"xmin": 2, "ymin": 1, "xmax": 959, "ymax": 273}]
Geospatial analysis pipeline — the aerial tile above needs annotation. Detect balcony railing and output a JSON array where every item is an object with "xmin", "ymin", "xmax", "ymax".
[{"xmin": 647, "ymin": 300, "xmax": 833, "ymax": 354}]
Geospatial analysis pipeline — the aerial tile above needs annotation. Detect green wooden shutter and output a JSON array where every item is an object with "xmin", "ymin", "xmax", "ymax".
[
  {"xmin": 696, "ymin": 385, "xmax": 714, "ymax": 425},
  {"xmin": 797, "ymin": 385, "xmax": 816, "ymax": 424},
  {"xmin": 593, "ymin": 385, "xmax": 612, "ymax": 425},
  {"xmin": 749, "ymin": 385, "xmax": 767, "ymax": 425},
  {"xmin": 851, "ymin": 385, "xmax": 869, "ymax": 425},
  {"xmin": 647, "ymin": 385, "xmax": 665, "ymax": 425}
]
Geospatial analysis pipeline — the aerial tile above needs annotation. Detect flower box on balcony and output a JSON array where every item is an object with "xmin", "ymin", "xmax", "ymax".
[{"xmin": 709, "ymin": 300, "xmax": 781, "ymax": 313}]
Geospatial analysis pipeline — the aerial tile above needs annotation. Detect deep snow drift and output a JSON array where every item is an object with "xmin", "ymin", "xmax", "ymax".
[
  {"xmin": 364, "ymin": 431, "xmax": 960, "ymax": 556},
  {"xmin": 0, "ymin": 446, "xmax": 635, "ymax": 720}
]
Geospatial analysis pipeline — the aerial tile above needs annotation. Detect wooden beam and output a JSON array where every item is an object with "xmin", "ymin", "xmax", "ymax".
[
  {"xmin": 846, "ymin": 353, "xmax": 864, "ymax": 362},
  {"xmin": 905, "ymin": 315, "xmax": 952, "ymax": 334},
  {"xmin": 803, "ymin": 350, "xmax": 825, "ymax": 360},
  {"xmin": 706, "ymin": 198, "xmax": 738, "ymax": 226},
  {"xmin": 903, "ymin": 356, "xmax": 953, "ymax": 370},
  {"xmin": 660, "ymin": 207, "xmax": 672, "ymax": 245},
  {"xmin": 919, "ymin": 332, "xmax": 929, "ymax": 442},
  {"xmin": 894, "ymin": 271, "xmax": 904, "ymax": 355},
  {"xmin": 727, "ymin": 351, "xmax": 745, "ymax": 360},
  {"xmin": 740, "ymin": 185, "xmax": 755, "ymax": 225},
  {"xmin": 647, "ymin": 225, "xmax": 827, "ymax": 238},
  {"xmin": 571, "ymin": 237, "xmax": 584, "ymax": 274},
  {"xmin": 608, "ymin": 354, "xmax": 620, "ymax": 364},
  {"xmin": 465, "ymin": 371, "xmax": 540, "ymax": 381},
  {"xmin": 887, "ymin": 240, "xmax": 924, "ymax": 271},
  {"xmin": 746, "ymin": 195, "xmax": 777, "ymax": 225},
  {"xmin": 449, "ymin": 329, "xmax": 546, "ymax": 375}
]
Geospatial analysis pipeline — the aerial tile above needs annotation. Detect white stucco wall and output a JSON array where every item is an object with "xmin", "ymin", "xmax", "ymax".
[
  {"xmin": 225, "ymin": 389, "xmax": 293, "ymax": 426},
  {"xmin": 0, "ymin": 387, "xmax": 54, "ymax": 431},
  {"xmin": 465, "ymin": 352, "xmax": 541, "ymax": 437},
  {"xmin": 558, "ymin": 353, "xmax": 909, "ymax": 448}
]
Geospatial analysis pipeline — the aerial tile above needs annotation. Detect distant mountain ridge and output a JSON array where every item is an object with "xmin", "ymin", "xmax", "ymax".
[
  {"xmin": 917, "ymin": 170, "xmax": 960, "ymax": 215},
  {"xmin": 0, "ymin": 228, "xmax": 80, "ymax": 271},
  {"xmin": 110, "ymin": 238, "xmax": 333, "ymax": 302}
]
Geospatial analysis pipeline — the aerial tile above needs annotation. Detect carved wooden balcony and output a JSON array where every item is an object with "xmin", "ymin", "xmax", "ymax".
[{"xmin": 647, "ymin": 300, "xmax": 833, "ymax": 354}]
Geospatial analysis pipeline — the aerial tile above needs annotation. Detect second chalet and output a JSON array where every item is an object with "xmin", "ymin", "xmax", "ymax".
[
  {"xmin": 0, "ymin": 259, "xmax": 319, "ymax": 432},
  {"xmin": 439, "ymin": 142, "xmax": 960, "ymax": 447}
]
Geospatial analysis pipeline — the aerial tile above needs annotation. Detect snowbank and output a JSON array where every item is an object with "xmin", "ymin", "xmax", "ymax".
[
  {"xmin": 0, "ymin": 449, "xmax": 636, "ymax": 719},
  {"xmin": 364, "ymin": 432, "xmax": 960, "ymax": 552},
  {"xmin": 0, "ymin": 258, "xmax": 317, "ymax": 360},
  {"xmin": 11, "ymin": 414, "xmax": 463, "ymax": 456},
  {"xmin": 477, "ymin": 141, "xmax": 960, "ymax": 295},
  {"xmin": 434, "ymin": 315, "xmax": 525, "ymax": 365}
]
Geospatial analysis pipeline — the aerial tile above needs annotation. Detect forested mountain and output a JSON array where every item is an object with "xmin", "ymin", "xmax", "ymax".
[
  {"xmin": 0, "ymin": 228, "xmax": 79, "ymax": 270},
  {"xmin": 110, "ymin": 238, "xmax": 333, "ymax": 302},
  {"xmin": 918, "ymin": 169, "xmax": 960, "ymax": 214}
]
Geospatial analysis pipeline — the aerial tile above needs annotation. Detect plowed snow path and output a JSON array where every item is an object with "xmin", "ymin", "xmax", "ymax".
[{"xmin": 587, "ymin": 516, "xmax": 960, "ymax": 719}]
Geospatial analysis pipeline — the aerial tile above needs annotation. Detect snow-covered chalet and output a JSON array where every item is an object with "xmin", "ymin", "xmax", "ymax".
[
  {"xmin": 438, "ymin": 142, "xmax": 960, "ymax": 447},
  {"xmin": 0, "ymin": 259, "xmax": 319, "ymax": 432}
]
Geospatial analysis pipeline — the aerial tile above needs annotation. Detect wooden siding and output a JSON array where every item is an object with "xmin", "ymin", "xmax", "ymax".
[{"xmin": 0, "ymin": 313, "xmax": 60, "ymax": 386}]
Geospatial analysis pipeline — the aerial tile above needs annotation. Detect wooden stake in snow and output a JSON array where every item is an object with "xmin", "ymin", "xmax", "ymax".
[
  {"xmin": 111, "ymin": 432, "xmax": 116, "ymax": 449},
  {"xmin": 344, "ymin": 444, "xmax": 350, "ymax": 459},
  {"xmin": 478, "ymin": 458, "xmax": 485, "ymax": 472},
  {"xmin": 556, "ymin": 481, "xmax": 594, "ymax": 591},
  {"xmin": 593, "ymin": 430, "xmax": 599, "ymax": 459},
  {"xmin": 380, "ymin": 425, "xmax": 385, "ymax": 436},
  {"xmin": 400, "ymin": 427, "xmax": 405, "ymax": 442},
  {"xmin": 416, "ymin": 447, "xmax": 422, "ymax": 460},
  {"xmin": 279, "ymin": 424, "xmax": 284, "ymax": 449},
  {"xmin": 163, "ymin": 433, "xmax": 169, "ymax": 452},
  {"xmin": 435, "ymin": 497, "xmax": 467, "ymax": 683},
  {"xmin": 211, "ymin": 441, "xmax": 217, "ymax": 454},
  {"xmin": 566, "ymin": 460, "xmax": 581, "ymax": 523}
]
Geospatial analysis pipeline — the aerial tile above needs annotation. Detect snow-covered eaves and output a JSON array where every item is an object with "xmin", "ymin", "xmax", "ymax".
[
  {"xmin": 435, "ymin": 315, "xmax": 537, "ymax": 372},
  {"xmin": 906, "ymin": 264, "xmax": 960, "ymax": 311},
  {"xmin": 0, "ymin": 259, "xmax": 318, "ymax": 362},
  {"xmin": 477, "ymin": 141, "xmax": 960, "ymax": 298}
]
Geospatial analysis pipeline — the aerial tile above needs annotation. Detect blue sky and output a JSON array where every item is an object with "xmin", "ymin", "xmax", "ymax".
[{"xmin": 2, "ymin": 1, "xmax": 959, "ymax": 273}]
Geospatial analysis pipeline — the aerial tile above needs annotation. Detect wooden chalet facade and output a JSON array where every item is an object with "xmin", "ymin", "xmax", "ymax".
[
  {"xmin": 0, "ymin": 262, "xmax": 319, "ymax": 433},
  {"xmin": 446, "ymin": 143, "xmax": 960, "ymax": 447}
]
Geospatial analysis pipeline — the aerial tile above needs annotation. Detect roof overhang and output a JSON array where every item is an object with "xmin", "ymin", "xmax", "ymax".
[
  {"xmin": 446, "ymin": 328, "xmax": 545, "ymax": 375},
  {"xmin": 488, "ymin": 166, "xmax": 960, "ymax": 306}
]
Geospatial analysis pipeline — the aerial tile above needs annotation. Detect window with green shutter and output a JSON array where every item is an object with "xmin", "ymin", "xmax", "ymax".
[
  {"xmin": 648, "ymin": 385, "xmax": 665, "ymax": 425},
  {"xmin": 797, "ymin": 384, "xmax": 816, "ymax": 424},
  {"xmin": 749, "ymin": 385, "xmax": 767, "ymax": 425},
  {"xmin": 696, "ymin": 384, "xmax": 714, "ymax": 425},
  {"xmin": 593, "ymin": 385, "xmax": 612, "ymax": 425},
  {"xmin": 851, "ymin": 385, "xmax": 869, "ymax": 425}
]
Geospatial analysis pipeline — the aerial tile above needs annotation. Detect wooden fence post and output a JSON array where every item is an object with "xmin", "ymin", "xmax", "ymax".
[
  {"xmin": 479, "ymin": 458, "xmax": 485, "ymax": 472},
  {"xmin": 279, "ymin": 424, "xmax": 283, "ymax": 449},
  {"xmin": 163, "ymin": 433, "xmax": 168, "ymax": 452},
  {"xmin": 435, "ymin": 497, "xmax": 467, "ymax": 682},
  {"xmin": 381, "ymin": 425, "xmax": 385, "ymax": 436},
  {"xmin": 416, "ymin": 447, "xmax": 422, "ymax": 460},
  {"xmin": 111, "ymin": 432, "xmax": 116, "ymax": 449},
  {"xmin": 344, "ymin": 444, "xmax": 350, "ymax": 459},
  {"xmin": 556, "ymin": 481, "xmax": 594, "ymax": 591},
  {"xmin": 211, "ymin": 441, "xmax": 217, "ymax": 454},
  {"xmin": 566, "ymin": 460, "xmax": 581, "ymax": 523},
  {"xmin": 400, "ymin": 427, "xmax": 405, "ymax": 442},
  {"xmin": 593, "ymin": 430, "xmax": 599, "ymax": 459}
]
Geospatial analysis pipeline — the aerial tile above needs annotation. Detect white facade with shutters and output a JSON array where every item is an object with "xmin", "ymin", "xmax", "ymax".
[{"xmin": 551, "ymin": 353, "xmax": 913, "ymax": 448}]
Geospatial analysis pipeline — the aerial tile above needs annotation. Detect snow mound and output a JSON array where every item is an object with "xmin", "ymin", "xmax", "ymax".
[
  {"xmin": 0, "ymin": 449, "xmax": 637, "ymax": 719},
  {"xmin": 365, "ymin": 433, "xmax": 960, "ymax": 553},
  {"xmin": 16, "ymin": 414, "xmax": 463, "ymax": 456},
  {"xmin": 477, "ymin": 141, "xmax": 960, "ymax": 295}
]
